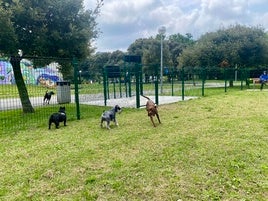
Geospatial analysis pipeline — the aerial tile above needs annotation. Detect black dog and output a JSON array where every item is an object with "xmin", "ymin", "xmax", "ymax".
[
  {"xmin": 43, "ymin": 90, "xmax": 55, "ymax": 105},
  {"xmin": 100, "ymin": 105, "xmax": 122, "ymax": 129},
  {"xmin": 48, "ymin": 106, "xmax": 67, "ymax": 129}
]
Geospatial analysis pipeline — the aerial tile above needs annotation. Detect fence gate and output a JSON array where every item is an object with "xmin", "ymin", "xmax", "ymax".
[
  {"xmin": 124, "ymin": 55, "xmax": 142, "ymax": 108},
  {"xmin": 102, "ymin": 55, "xmax": 143, "ymax": 108}
]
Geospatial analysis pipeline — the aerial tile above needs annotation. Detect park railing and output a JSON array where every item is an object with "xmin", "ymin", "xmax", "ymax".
[
  {"xmin": 0, "ymin": 56, "xmax": 265, "ymax": 134},
  {"xmin": 0, "ymin": 57, "xmax": 104, "ymax": 134}
]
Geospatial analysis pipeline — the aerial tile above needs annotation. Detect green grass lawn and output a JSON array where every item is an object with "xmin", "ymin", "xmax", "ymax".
[{"xmin": 0, "ymin": 90, "xmax": 267, "ymax": 200}]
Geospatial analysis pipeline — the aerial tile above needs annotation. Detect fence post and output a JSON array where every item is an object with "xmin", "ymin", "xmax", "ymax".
[
  {"xmin": 240, "ymin": 68, "xmax": 248, "ymax": 90},
  {"xmin": 124, "ymin": 65, "xmax": 129, "ymax": 98},
  {"xmin": 135, "ymin": 63, "xmax": 140, "ymax": 108},
  {"xmin": 202, "ymin": 67, "xmax": 206, "ymax": 96},
  {"xmin": 224, "ymin": 68, "xmax": 227, "ymax": 92},
  {"xmin": 140, "ymin": 64, "xmax": 143, "ymax": 96},
  {"xmin": 181, "ymin": 67, "xmax": 185, "ymax": 101},
  {"xmin": 240, "ymin": 68, "xmax": 243, "ymax": 90},
  {"xmin": 103, "ymin": 68, "xmax": 107, "ymax": 106},
  {"xmin": 113, "ymin": 79, "xmax": 116, "ymax": 99},
  {"xmin": 73, "ymin": 58, "xmax": 80, "ymax": 120},
  {"xmin": 155, "ymin": 65, "xmax": 159, "ymax": 105},
  {"xmin": 119, "ymin": 74, "xmax": 122, "ymax": 98},
  {"xmin": 171, "ymin": 68, "xmax": 174, "ymax": 96},
  {"xmin": 128, "ymin": 70, "xmax": 132, "ymax": 97}
]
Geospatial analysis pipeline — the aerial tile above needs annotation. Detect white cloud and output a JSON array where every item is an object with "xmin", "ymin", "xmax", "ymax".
[
  {"xmin": 84, "ymin": 0, "xmax": 268, "ymax": 52},
  {"xmin": 98, "ymin": 0, "xmax": 155, "ymax": 24},
  {"xmin": 201, "ymin": 0, "xmax": 247, "ymax": 19}
]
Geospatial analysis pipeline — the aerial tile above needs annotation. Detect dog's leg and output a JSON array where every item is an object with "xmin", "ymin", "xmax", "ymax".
[
  {"xmin": 114, "ymin": 119, "xmax": 119, "ymax": 126},
  {"xmin": 48, "ymin": 117, "xmax": 53, "ymax": 129},
  {"xmin": 55, "ymin": 122, "xmax": 59, "ymax": 129},
  {"xmin": 150, "ymin": 116, "xmax": 156, "ymax": 127},
  {"xmin": 106, "ymin": 121, "xmax": 111, "ymax": 129},
  {"xmin": 156, "ymin": 113, "xmax": 161, "ymax": 124},
  {"xmin": 101, "ymin": 118, "xmax": 106, "ymax": 128}
]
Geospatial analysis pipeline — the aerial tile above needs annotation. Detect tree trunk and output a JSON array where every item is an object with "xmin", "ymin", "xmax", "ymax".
[{"xmin": 10, "ymin": 56, "xmax": 35, "ymax": 113}]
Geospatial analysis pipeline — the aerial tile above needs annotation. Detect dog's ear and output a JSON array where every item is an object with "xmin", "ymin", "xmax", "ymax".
[{"xmin": 59, "ymin": 106, "xmax": 65, "ymax": 110}]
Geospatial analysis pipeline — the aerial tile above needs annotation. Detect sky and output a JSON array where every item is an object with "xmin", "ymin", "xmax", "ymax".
[{"xmin": 84, "ymin": 0, "xmax": 268, "ymax": 52}]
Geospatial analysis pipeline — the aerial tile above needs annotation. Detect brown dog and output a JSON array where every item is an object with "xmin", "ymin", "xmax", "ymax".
[{"xmin": 141, "ymin": 95, "xmax": 161, "ymax": 127}]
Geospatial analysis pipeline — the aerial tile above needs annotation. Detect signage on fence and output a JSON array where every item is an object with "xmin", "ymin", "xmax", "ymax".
[{"xmin": 105, "ymin": 65, "xmax": 121, "ymax": 78}]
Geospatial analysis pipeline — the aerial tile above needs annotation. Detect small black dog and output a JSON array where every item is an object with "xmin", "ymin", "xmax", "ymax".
[
  {"xmin": 100, "ymin": 105, "xmax": 122, "ymax": 129},
  {"xmin": 48, "ymin": 106, "xmax": 67, "ymax": 129},
  {"xmin": 43, "ymin": 90, "xmax": 55, "ymax": 105}
]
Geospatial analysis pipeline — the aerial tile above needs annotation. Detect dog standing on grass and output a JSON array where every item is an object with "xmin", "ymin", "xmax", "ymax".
[
  {"xmin": 43, "ymin": 90, "xmax": 55, "ymax": 105},
  {"xmin": 48, "ymin": 106, "xmax": 67, "ymax": 129},
  {"xmin": 141, "ymin": 95, "xmax": 161, "ymax": 127},
  {"xmin": 101, "ymin": 105, "xmax": 122, "ymax": 129}
]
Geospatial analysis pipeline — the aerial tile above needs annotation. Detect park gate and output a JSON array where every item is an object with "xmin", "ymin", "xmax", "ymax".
[{"xmin": 102, "ymin": 55, "xmax": 144, "ymax": 108}]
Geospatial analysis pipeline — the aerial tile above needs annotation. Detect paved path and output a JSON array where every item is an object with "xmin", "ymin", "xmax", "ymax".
[
  {"xmin": 82, "ymin": 95, "xmax": 197, "ymax": 108},
  {"xmin": 0, "ymin": 96, "xmax": 56, "ymax": 110},
  {"xmin": 0, "ymin": 94, "xmax": 197, "ymax": 110}
]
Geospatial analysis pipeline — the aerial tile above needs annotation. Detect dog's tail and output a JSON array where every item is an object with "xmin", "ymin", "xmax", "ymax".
[
  {"xmin": 141, "ymin": 94, "xmax": 158, "ymax": 106},
  {"xmin": 141, "ymin": 94, "xmax": 150, "ymax": 100}
]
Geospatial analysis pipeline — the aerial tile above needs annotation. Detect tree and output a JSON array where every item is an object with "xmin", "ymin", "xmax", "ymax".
[
  {"xmin": 128, "ymin": 37, "xmax": 171, "ymax": 75},
  {"xmin": 168, "ymin": 33, "xmax": 194, "ymax": 66},
  {"xmin": 0, "ymin": 0, "xmax": 103, "ymax": 113},
  {"xmin": 127, "ymin": 33, "xmax": 194, "ymax": 75},
  {"xmin": 109, "ymin": 50, "xmax": 125, "ymax": 66},
  {"xmin": 0, "ymin": 5, "xmax": 17, "ymax": 53},
  {"xmin": 81, "ymin": 51, "xmax": 125, "ymax": 83},
  {"xmin": 178, "ymin": 25, "xmax": 268, "ymax": 68}
]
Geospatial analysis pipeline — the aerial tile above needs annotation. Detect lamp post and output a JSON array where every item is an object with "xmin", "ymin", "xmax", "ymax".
[
  {"xmin": 158, "ymin": 26, "xmax": 166, "ymax": 94},
  {"xmin": 79, "ymin": 70, "xmax": 82, "ymax": 84}
]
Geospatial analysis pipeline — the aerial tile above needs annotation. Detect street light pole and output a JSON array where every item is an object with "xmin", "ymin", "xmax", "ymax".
[
  {"xmin": 79, "ymin": 70, "xmax": 82, "ymax": 84},
  {"xmin": 158, "ymin": 26, "xmax": 166, "ymax": 94}
]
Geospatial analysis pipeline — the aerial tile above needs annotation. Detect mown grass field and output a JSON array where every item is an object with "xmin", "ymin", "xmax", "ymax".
[{"xmin": 0, "ymin": 89, "xmax": 267, "ymax": 200}]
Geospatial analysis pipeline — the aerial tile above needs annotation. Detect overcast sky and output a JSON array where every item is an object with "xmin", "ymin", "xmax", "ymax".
[{"xmin": 84, "ymin": 0, "xmax": 268, "ymax": 52}]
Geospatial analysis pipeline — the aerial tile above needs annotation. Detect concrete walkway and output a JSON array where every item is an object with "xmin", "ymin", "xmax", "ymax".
[
  {"xmin": 82, "ymin": 95, "xmax": 197, "ymax": 108},
  {"xmin": 0, "ymin": 94, "xmax": 197, "ymax": 110}
]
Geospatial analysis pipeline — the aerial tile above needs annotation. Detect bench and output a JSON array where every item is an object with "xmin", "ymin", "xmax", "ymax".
[
  {"xmin": 249, "ymin": 78, "xmax": 268, "ymax": 89},
  {"xmin": 252, "ymin": 78, "xmax": 260, "ymax": 84}
]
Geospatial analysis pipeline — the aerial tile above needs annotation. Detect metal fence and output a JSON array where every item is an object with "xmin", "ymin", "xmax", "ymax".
[
  {"xmin": 0, "ymin": 57, "xmax": 105, "ymax": 134},
  {"xmin": 0, "ymin": 56, "xmax": 265, "ymax": 134}
]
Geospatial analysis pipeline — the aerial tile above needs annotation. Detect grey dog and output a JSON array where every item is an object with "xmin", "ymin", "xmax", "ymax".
[{"xmin": 100, "ymin": 105, "xmax": 122, "ymax": 129}]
